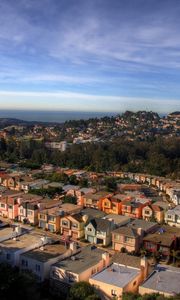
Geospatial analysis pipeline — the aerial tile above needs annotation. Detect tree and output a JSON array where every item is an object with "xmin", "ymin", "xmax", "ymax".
[
  {"xmin": 0, "ymin": 263, "xmax": 40, "ymax": 300},
  {"xmin": 63, "ymin": 195, "xmax": 77, "ymax": 204},
  {"xmin": 105, "ymin": 177, "xmax": 117, "ymax": 192},
  {"xmin": 67, "ymin": 282, "xmax": 100, "ymax": 300}
]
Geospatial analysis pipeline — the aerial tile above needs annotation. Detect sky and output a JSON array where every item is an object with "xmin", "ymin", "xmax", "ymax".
[{"xmin": 0, "ymin": 0, "xmax": 180, "ymax": 113}]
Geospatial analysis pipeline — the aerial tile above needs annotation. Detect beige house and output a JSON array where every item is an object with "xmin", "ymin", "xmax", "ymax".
[
  {"xmin": 112, "ymin": 226, "xmax": 140, "ymax": 253},
  {"xmin": 142, "ymin": 204, "xmax": 164, "ymax": 223},
  {"xmin": 139, "ymin": 264, "xmax": 180, "ymax": 297},
  {"xmin": 50, "ymin": 245, "xmax": 110, "ymax": 295},
  {"xmin": 90, "ymin": 254, "xmax": 148, "ymax": 300}
]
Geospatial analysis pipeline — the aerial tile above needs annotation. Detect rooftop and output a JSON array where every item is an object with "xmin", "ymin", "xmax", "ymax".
[
  {"xmin": 103, "ymin": 214, "xmax": 131, "ymax": 226},
  {"xmin": 90, "ymin": 263, "xmax": 140, "ymax": 288},
  {"xmin": 129, "ymin": 219, "xmax": 158, "ymax": 232},
  {"xmin": 81, "ymin": 208, "xmax": 106, "ymax": 219},
  {"xmin": 143, "ymin": 226, "xmax": 180, "ymax": 246},
  {"xmin": 88, "ymin": 218, "xmax": 112, "ymax": 231},
  {"xmin": 53, "ymin": 245, "xmax": 106, "ymax": 274},
  {"xmin": 140, "ymin": 264, "xmax": 180, "ymax": 295},
  {"xmin": 112, "ymin": 226, "xmax": 138, "ymax": 238},
  {"xmin": 112, "ymin": 253, "xmax": 142, "ymax": 269},
  {"xmin": 0, "ymin": 232, "xmax": 44, "ymax": 250},
  {"xmin": 21, "ymin": 243, "xmax": 67, "ymax": 262}
]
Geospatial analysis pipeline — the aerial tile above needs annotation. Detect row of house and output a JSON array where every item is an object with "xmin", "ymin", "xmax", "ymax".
[{"xmin": 1, "ymin": 223, "xmax": 180, "ymax": 299}]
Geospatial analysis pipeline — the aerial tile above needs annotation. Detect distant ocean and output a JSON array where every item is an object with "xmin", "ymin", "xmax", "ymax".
[{"xmin": 0, "ymin": 110, "xmax": 117, "ymax": 123}]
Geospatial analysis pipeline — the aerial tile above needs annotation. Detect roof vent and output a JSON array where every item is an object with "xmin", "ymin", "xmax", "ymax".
[{"xmin": 71, "ymin": 256, "xmax": 76, "ymax": 261}]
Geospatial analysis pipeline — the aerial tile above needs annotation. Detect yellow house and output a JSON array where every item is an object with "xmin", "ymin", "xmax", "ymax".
[
  {"xmin": 60, "ymin": 213, "xmax": 87, "ymax": 240},
  {"xmin": 38, "ymin": 206, "xmax": 62, "ymax": 232}
]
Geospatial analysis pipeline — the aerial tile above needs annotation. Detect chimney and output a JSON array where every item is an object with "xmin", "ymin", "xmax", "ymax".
[
  {"xmin": 69, "ymin": 241, "xmax": 78, "ymax": 253},
  {"xmin": 140, "ymin": 256, "xmax": 148, "ymax": 280},
  {"xmin": 102, "ymin": 252, "xmax": 110, "ymax": 267}
]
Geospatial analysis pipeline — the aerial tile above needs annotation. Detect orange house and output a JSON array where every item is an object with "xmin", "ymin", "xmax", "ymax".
[
  {"xmin": 121, "ymin": 199, "xmax": 150, "ymax": 219},
  {"xmin": 101, "ymin": 196, "xmax": 121, "ymax": 215}
]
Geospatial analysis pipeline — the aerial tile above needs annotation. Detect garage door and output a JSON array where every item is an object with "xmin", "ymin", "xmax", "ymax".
[
  {"xmin": 87, "ymin": 235, "xmax": 94, "ymax": 243},
  {"xmin": 48, "ymin": 224, "xmax": 55, "ymax": 232},
  {"xmin": 39, "ymin": 221, "xmax": 46, "ymax": 229}
]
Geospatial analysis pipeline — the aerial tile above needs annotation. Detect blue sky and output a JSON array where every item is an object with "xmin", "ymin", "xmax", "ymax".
[{"xmin": 0, "ymin": 0, "xmax": 180, "ymax": 113}]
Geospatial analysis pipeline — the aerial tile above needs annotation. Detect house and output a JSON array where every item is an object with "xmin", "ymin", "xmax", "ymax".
[
  {"xmin": 121, "ymin": 198, "xmax": 150, "ymax": 219},
  {"xmin": 103, "ymin": 214, "xmax": 131, "ymax": 227},
  {"xmin": 112, "ymin": 226, "xmax": 140, "ymax": 253},
  {"xmin": 0, "ymin": 232, "xmax": 49, "ymax": 266},
  {"xmin": 112, "ymin": 218, "xmax": 158, "ymax": 254},
  {"xmin": 143, "ymin": 226, "xmax": 180, "ymax": 259},
  {"xmin": 38, "ymin": 207, "xmax": 64, "ymax": 232},
  {"xmin": 20, "ymin": 179, "xmax": 49, "ymax": 192},
  {"xmin": 18, "ymin": 197, "xmax": 61, "ymax": 225},
  {"xmin": 85, "ymin": 218, "xmax": 114, "ymax": 246},
  {"xmin": 0, "ymin": 225, "xmax": 29, "ymax": 242},
  {"xmin": 81, "ymin": 208, "xmax": 106, "ymax": 219},
  {"xmin": 62, "ymin": 185, "xmax": 80, "ymax": 197},
  {"xmin": 83, "ymin": 192, "xmax": 112, "ymax": 209},
  {"xmin": 101, "ymin": 194, "xmax": 128, "ymax": 215},
  {"xmin": 20, "ymin": 242, "xmax": 78, "ymax": 282},
  {"xmin": 171, "ymin": 190, "xmax": 180, "ymax": 205},
  {"xmin": 139, "ymin": 264, "xmax": 180, "ymax": 297},
  {"xmin": 0, "ymin": 190, "xmax": 23, "ymax": 218},
  {"xmin": 90, "ymin": 254, "xmax": 148, "ymax": 300},
  {"xmin": 60, "ymin": 213, "xmax": 87, "ymax": 240},
  {"xmin": 142, "ymin": 204, "xmax": 164, "ymax": 223},
  {"xmin": 50, "ymin": 245, "xmax": 110, "ymax": 294},
  {"xmin": 165, "ymin": 205, "xmax": 180, "ymax": 228},
  {"xmin": 76, "ymin": 187, "xmax": 96, "ymax": 206}
]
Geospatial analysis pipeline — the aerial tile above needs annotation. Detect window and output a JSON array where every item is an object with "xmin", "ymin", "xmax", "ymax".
[
  {"xmin": 133, "ymin": 281, "xmax": 137, "ymax": 286},
  {"xmin": 22, "ymin": 259, "xmax": 28, "ymax": 267},
  {"xmin": 35, "ymin": 264, "xmax": 40, "ymax": 272},
  {"xmin": 20, "ymin": 209, "xmax": 23, "ymax": 214},
  {"xmin": 1, "ymin": 203, "xmax": 5, "ymax": 208},
  {"xmin": 6, "ymin": 253, "xmax": 11, "ymax": 260},
  {"xmin": 40, "ymin": 214, "xmax": 46, "ymax": 219},
  {"xmin": 88, "ymin": 227, "xmax": 92, "ymax": 232},
  {"xmin": 144, "ymin": 210, "xmax": 150, "ymax": 215},
  {"xmin": 48, "ymin": 215, "xmax": 55, "ymax": 222},
  {"xmin": 111, "ymin": 289, "xmax": 117, "ymax": 296},
  {"xmin": 104, "ymin": 201, "xmax": 110, "ymax": 207},
  {"xmin": 62, "ymin": 220, "xmax": 68, "ymax": 226},
  {"xmin": 8, "ymin": 205, "xmax": 13, "ymax": 209},
  {"xmin": 167, "ymin": 215, "xmax": 172, "ymax": 219},
  {"xmin": 114, "ymin": 234, "xmax": 120, "ymax": 241},
  {"xmin": 68, "ymin": 273, "xmax": 76, "ymax": 283},
  {"xmin": 72, "ymin": 223, "xmax": 78, "ymax": 229},
  {"xmin": 27, "ymin": 210, "xmax": 33, "ymax": 216},
  {"xmin": 91, "ymin": 267, "xmax": 97, "ymax": 275},
  {"xmin": 124, "ymin": 236, "xmax": 133, "ymax": 243}
]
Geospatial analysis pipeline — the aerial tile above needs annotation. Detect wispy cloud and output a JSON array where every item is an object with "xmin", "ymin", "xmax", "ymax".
[
  {"xmin": 0, "ymin": 0, "xmax": 180, "ymax": 110},
  {"xmin": 0, "ymin": 90, "xmax": 179, "ymax": 113}
]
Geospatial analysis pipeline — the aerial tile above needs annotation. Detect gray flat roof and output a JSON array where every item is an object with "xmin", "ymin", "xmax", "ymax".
[
  {"xmin": 91, "ymin": 263, "xmax": 140, "ymax": 288},
  {"xmin": 103, "ymin": 214, "xmax": 131, "ymax": 225},
  {"xmin": 140, "ymin": 264, "xmax": 180, "ymax": 295},
  {"xmin": 54, "ymin": 245, "xmax": 105, "ymax": 274},
  {"xmin": 0, "ymin": 232, "xmax": 43, "ymax": 250},
  {"xmin": 21, "ymin": 244, "xmax": 67, "ymax": 262}
]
